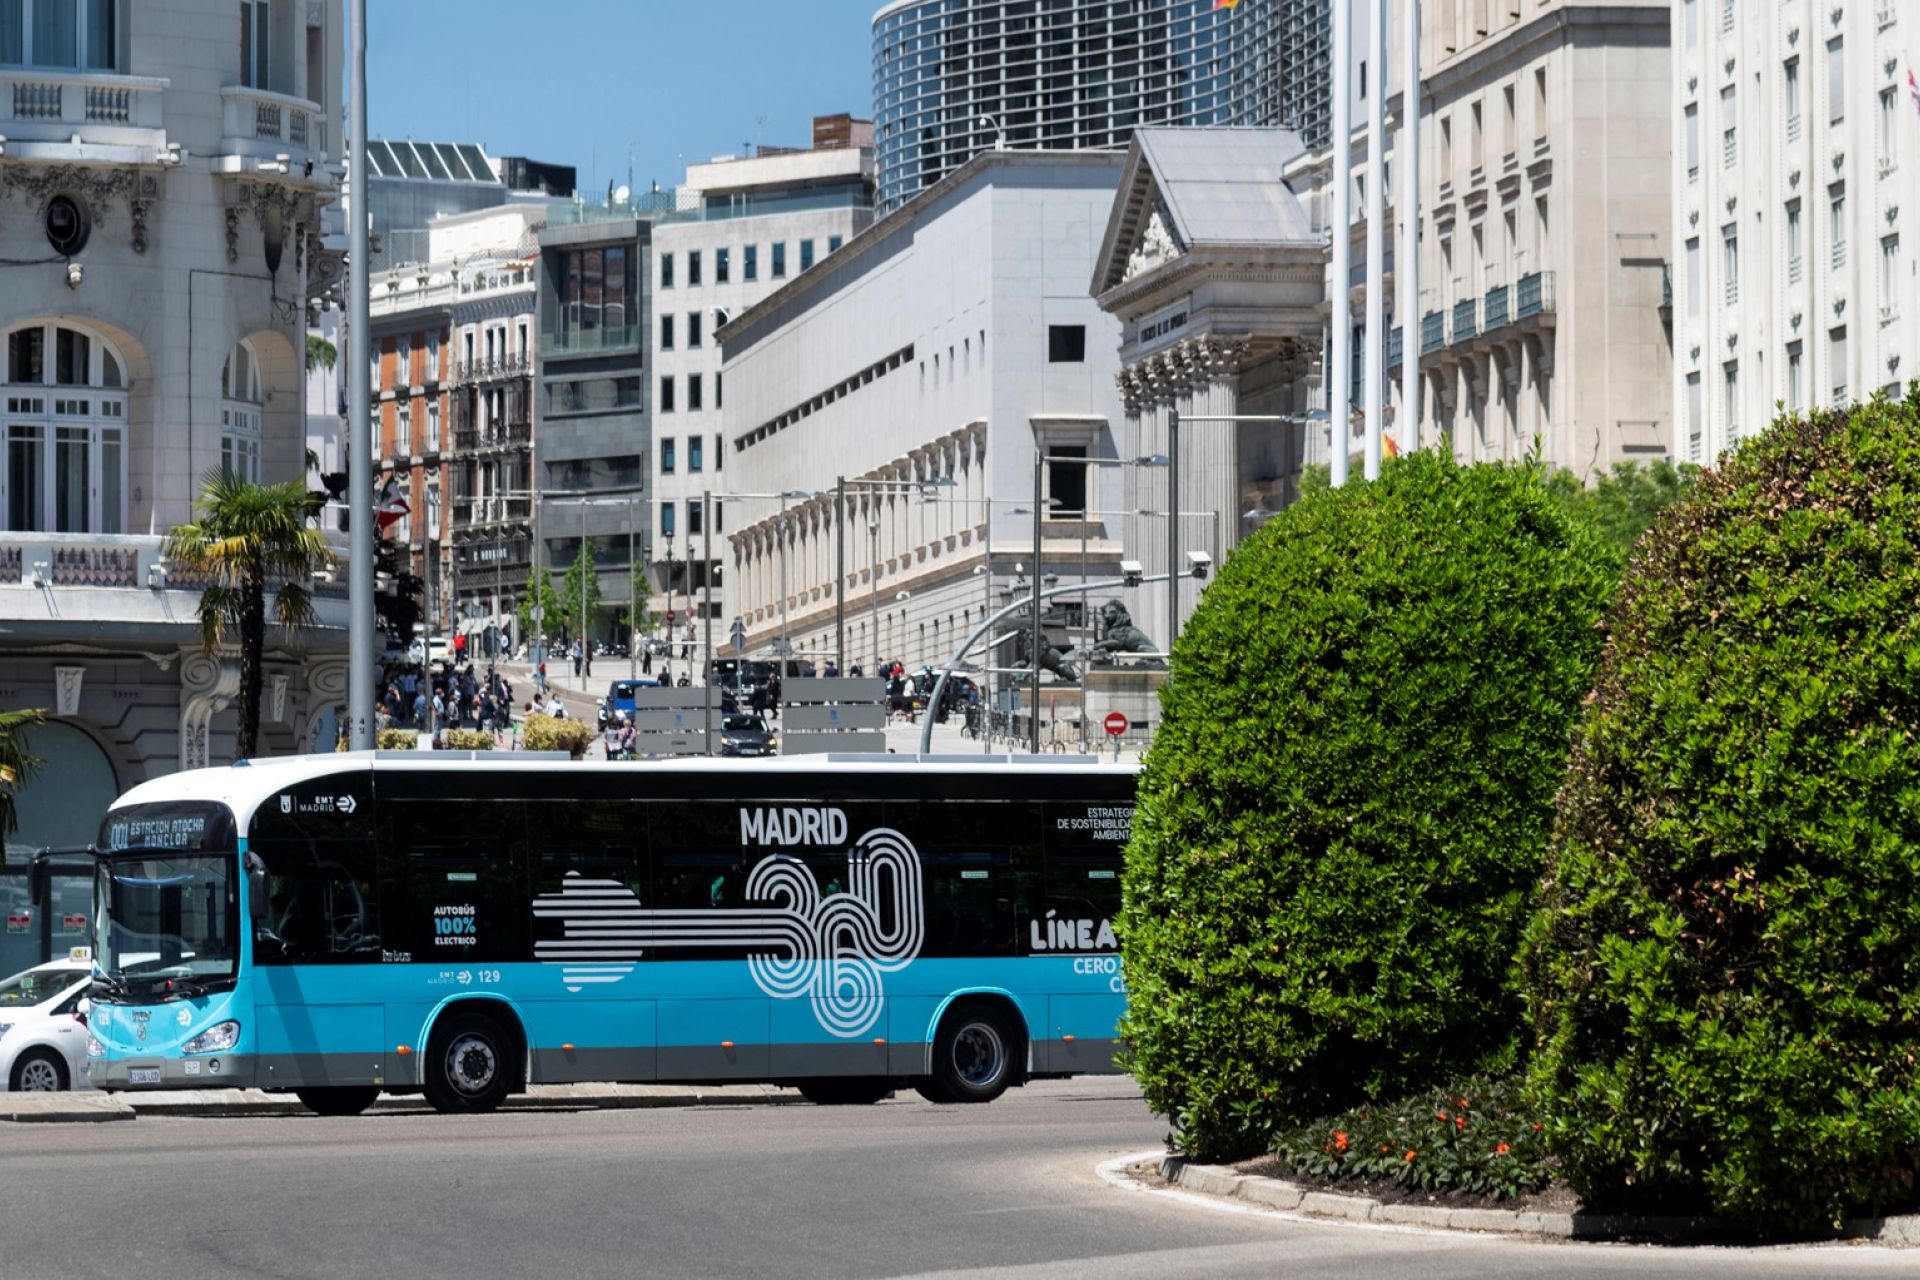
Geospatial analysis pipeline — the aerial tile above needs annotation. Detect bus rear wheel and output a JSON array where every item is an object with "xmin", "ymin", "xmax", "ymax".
[
  {"xmin": 795, "ymin": 1077, "xmax": 893, "ymax": 1106},
  {"xmin": 921, "ymin": 1004, "xmax": 1018, "ymax": 1104},
  {"xmin": 296, "ymin": 1087, "xmax": 380, "ymax": 1117},
  {"xmin": 424, "ymin": 1011, "xmax": 515, "ymax": 1114}
]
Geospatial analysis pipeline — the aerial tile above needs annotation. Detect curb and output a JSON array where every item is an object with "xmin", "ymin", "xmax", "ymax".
[
  {"xmin": 4, "ymin": 1084, "xmax": 807, "ymax": 1123},
  {"xmin": 1160, "ymin": 1157, "xmax": 1920, "ymax": 1246}
]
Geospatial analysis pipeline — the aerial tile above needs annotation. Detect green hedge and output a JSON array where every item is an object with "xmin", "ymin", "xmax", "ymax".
[
  {"xmin": 1120, "ymin": 452, "xmax": 1617, "ymax": 1159},
  {"xmin": 443, "ymin": 729, "xmax": 494, "ymax": 751},
  {"xmin": 522, "ymin": 713, "xmax": 593, "ymax": 758},
  {"xmin": 375, "ymin": 729, "xmax": 417, "ymax": 751},
  {"xmin": 1523, "ymin": 389, "xmax": 1920, "ymax": 1231}
]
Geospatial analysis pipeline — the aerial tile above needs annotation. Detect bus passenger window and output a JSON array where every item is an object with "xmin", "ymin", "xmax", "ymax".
[{"xmin": 249, "ymin": 839, "xmax": 382, "ymax": 965}]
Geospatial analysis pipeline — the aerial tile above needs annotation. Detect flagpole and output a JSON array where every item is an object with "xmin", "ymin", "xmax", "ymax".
[
  {"xmin": 1363, "ymin": 0, "xmax": 1386, "ymax": 481},
  {"xmin": 1401, "ymin": 0, "xmax": 1421, "ymax": 455},
  {"xmin": 346, "ymin": 0, "xmax": 375, "ymax": 750},
  {"xmin": 1330, "ymin": 0, "xmax": 1352, "ymax": 487}
]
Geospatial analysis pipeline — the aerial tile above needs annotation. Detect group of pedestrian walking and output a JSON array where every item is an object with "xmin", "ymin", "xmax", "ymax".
[{"xmin": 375, "ymin": 660, "xmax": 517, "ymax": 742}]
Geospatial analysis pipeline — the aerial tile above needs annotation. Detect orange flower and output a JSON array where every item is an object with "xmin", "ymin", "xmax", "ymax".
[
  {"xmin": 1458, "ymin": 1098, "xmax": 1471, "ymax": 1109},
  {"xmin": 1454, "ymin": 1115, "xmax": 1466, "ymax": 1131},
  {"xmin": 1404, "ymin": 1150, "xmax": 1418, "ymax": 1162},
  {"xmin": 1436, "ymin": 1110, "xmax": 1450, "ymax": 1122},
  {"xmin": 1495, "ymin": 1142, "xmax": 1511, "ymax": 1155},
  {"xmin": 1379, "ymin": 1144, "xmax": 1390, "ymax": 1154},
  {"xmin": 1531, "ymin": 1121, "xmax": 1543, "ymax": 1131},
  {"xmin": 1332, "ymin": 1131, "xmax": 1349, "ymax": 1153}
]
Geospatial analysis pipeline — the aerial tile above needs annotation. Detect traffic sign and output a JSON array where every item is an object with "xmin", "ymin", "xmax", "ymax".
[
  {"xmin": 1103, "ymin": 711, "xmax": 1130, "ymax": 738},
  {"xmin": 730, "ymin": 618, "xmax": 747, "ymax": 651},
  {"xmin": 665, "ymin": 609, "xmax": 676, "ymax": 625},
  {"xmin": 529, "ymin": 605, "xmax": 544, "ymax": 623}
]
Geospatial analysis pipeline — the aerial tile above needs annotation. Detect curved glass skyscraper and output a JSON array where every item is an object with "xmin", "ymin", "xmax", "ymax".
[{"xmin": 872, "ymin": 0, "xmax": 1324, "ymax": 212}]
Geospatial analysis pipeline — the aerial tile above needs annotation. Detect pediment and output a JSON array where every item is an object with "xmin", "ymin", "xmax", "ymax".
[{"xmin": 1121, "ymin": 205, "xmax": 1184, "ymax": 285}]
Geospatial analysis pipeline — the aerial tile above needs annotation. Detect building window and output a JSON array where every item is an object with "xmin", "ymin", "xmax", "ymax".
[
  {"xmin": 715, "ymin": 247, "xmax": 730, "ymax": 283},
  {"xmin": 687, "ymin": 311, "xmax": 702, "ymax": 349},
  {"xmin": 1440, "ymin": 113, "xmax": 1453, "ymax": 174},
  {"xmin": 1827, "ymin": 38, "xmax": 1845, "ymax": 123},
  {"xmin": 3, "ymin": 323, "xmax": 126, "ymax": 534},
  {"xmin": 2, "ymin": 0, "xmax": 120, "ymax": 69},
  {"xmin": 427, "ymin": 399, "xmax": 440, "ymax": 453},
  {"xmin": 1829, "ymin": 326, "xmax": 1848, "ymax": 405},
  {"xmin": 1046, "ymin": 444, "xmax": 1088, "ymax": 517},
  {"xmin": 1470, "ymin": 98, "xmax": 1484, "ymax": 171},
  {"xmin": 1830, "ymin": 183, "xmax": 1847, "ymax": 269},
  {"xmin": 828, "ymin": 235, "xmax": 843, "ymax": 253},
  {"xmin": 1722, "ymin": 225, "xmax": 1738, "ymax": 306},
  {"xmin": 688, "ymin": 250, "xmax": 702, "ymax": 287},
  {"xmin": 1882, "ymin": 235, "xmax": 1902, "ymax": 319},
  {"xmin": 1786, "ymin": 201, "xmax": 1803, "ymax": 283},
  {"xmin": 1685, "ymin": 370, "xmax": 1702, "ymax": 459},
  {"xmin": 1878, "ymin": 88, "xmax": 1898, "ymax": 171},
  {"xmin": 800, "ymin": 239, "xmax": 815, "ymax": 271},
  {"xmin": 687, "ymin": 373, "xmax": 703, "ymax": 412},
  {"xmin": 1719, "ymin": 0, "xmax": 1733, "ymax": 35},
  {"xmin": 1723, "ymin": 361, "xmax": 1739, "ymax": 440},
  {"xmin": 1533, "ymin": 67, "xmax": 1548, "ymax": 140},
  {"xmin": 1685, "ymin": 237, "xmax": 1702, "ymax": 319},
  {"xmin": 660, "ymin": 252, "xmax": 674, "ymax": 289},
  {"xmin": 1786, "ymin": 342, "xmax": 1803, "ymax": 411},
  {"xmin": 689, "ymin": 435, "xmax": 703, "ymax": 473},
  {"xmin": 220, "ymin": 337, "xmax": 263, "ymax": 484},
  {"xmin": 1684, "ymin": 102, "xmax": 1699, "ymax": 182},
  {"xmin": 1784, "ymin": 58, "xmax": 1801, "ymax": 141},
  {"xmin": 688, "ymin": 499, "xmax": 703, "ymax": 535},
  {"xmin": 1720, "ymin": 85, "xmax": 1736, "ymax": 170},
  {"xmin": 1048, "ymin": 325, "xmax": 1086, "ymax": 363},
  {"xmin": 772, "ymin": 242, "xmax": 787, "ymax": 279},
  {"xmin": 659, "ymin": 314, "xmax": 674, "ymax": 351},
  {"xmin": 714, "ymin": 433, "xmax": 723, "ymax": 471},
  {"xmin": 1683, "ymin": 0, "xmax": 1698, "ymax": 51},
  {"xmin": 239, "ymin": 0, "xmax": 269, "ymax": 86},
  {"xmin": 660, "ymin": 501, "xmax": 675, "ymax": 537},
  {"xmin": 396, "ymin": 399, "xmax": 412, "ymax": 456},
  {"xmin": 660, "ymin": 437, "xmax": 675, "ymax": 474},
  {"xmin": 744, "ymin": 245, "xmax": 758, "ymax": 281},
  {"xmin": 556, "ymin": 246, "xmax": 637, "ymax": 342}
]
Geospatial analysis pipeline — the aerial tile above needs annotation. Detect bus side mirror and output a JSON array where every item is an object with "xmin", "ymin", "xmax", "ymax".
[{"xmin": 245, "ymin": 853, "xmax": 270, "ymax": 925}]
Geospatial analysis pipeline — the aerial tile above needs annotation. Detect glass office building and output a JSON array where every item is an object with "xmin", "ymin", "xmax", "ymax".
[{"xmin": 872, "ymin": 0, "xmax": 1325, "ymax": 211}]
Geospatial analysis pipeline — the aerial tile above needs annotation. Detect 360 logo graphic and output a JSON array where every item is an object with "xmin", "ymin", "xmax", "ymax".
[{"xmin": 531, "ymin": 828, "xmax": 924, "ymax": 1038}]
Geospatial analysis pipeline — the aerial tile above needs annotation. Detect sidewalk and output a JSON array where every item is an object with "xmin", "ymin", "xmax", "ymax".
[{"xmin": 0, "ymin": 1082, "xmax": 805, "ymax": 1123}]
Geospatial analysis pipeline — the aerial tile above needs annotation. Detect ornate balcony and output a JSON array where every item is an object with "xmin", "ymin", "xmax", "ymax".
[
  {"xmin": 1514, "ymin": 271, "xmax": 1556, "ymax": 321},
  {"xmin": 1451, "ymin": 298, "xmax": 1478, "ymax": 344},
  {"xmin": 213, "ymin": 85, "xmax": 332, "ymax": 185},
  {"xmin": 451, "ymin": 354, "xmax": 533, "ymax": 386},
  {"xmin": 0, "ymin": 71, "xmax": 170, "ymax": 162}
]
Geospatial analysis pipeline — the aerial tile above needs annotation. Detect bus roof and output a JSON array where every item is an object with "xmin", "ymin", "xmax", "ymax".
[{"xmin": 107, "ymin": 752, "xmax": 1138, "ymax": 837}]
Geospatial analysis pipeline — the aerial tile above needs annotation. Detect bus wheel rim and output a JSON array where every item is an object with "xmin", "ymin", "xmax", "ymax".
[
  {"xmin": 953, "ymin": 1023, "xmax": 1004, "ymax": 1088},
  {"xmin": 20, "ymin": 1058, "xmax": 61, "ymax": 1091},
  {"xmin": 447, "ymin": 1035, "xmax": 498, "ymax": 1094}
]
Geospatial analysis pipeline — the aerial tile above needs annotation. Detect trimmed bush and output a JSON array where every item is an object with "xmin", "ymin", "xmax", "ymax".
[
  {"xmin": 1120, "ymin": 451, "xmax": 1617, "ymax": 1159},
  {"xmin": 375, "ymin": 729, "xmax": 418, "ymax": 751},
  {"xmin": 1523, "ymin": 390, "xmax": 1920, "ymax": 1231},
  {"xmin": 521, "ymin": 713, "xmax": 592, "ymax": 758},
  {"xmin": 442, "ymin": 729, "xmax": 494, "ymax": 751}
]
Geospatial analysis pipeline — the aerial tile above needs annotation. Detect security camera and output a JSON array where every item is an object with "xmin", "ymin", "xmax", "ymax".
[
  {"xmin": 1187, "ymin": 550, "xmax": 1213, "ymax": 580},
  {"xmin": 1120, "ymin": 560, "xmax": 1145, "ymax": 588}
]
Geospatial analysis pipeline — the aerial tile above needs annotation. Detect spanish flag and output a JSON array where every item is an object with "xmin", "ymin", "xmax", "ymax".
[{"xmin": 1214, "ymin": 0, "xmax": 1241, "ymax": 9}]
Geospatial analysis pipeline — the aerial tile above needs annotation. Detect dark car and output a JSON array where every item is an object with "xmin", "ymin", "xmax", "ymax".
[{"xmin": 716, "ymin": 713, "xmax": 774, "ymax": 757}]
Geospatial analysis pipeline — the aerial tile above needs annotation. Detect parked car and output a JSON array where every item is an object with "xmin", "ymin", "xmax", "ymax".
[
  {"xmin": 0, "ymin": 953, "xmax": 94, "ymax": 1093},
  {"xmin": 717, "ymin": 713, "xmax": 775, "ymax": 758}
]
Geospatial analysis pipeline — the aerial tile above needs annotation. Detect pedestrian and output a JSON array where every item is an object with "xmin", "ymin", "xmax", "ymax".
[
  {"xmin": 823, "ymin": 660, "xmax": 838, "ymax": 679},
  {"xmin": 411, "ymin": 689, "xmax": 426, "ymax": 726},
  {"xmin": 536, "ymin": 659, "xmax": 548, "ymax": 694},
  {"xmin": 383, "ymin": 683, "xmax": 401, "ymax": 724},
  {"xmin": 571, "ymin": 640, "xmax": 582, "ymax": 679},
  {"xmin": 676, "ymin": 671, "xmax": 691, "ymax": 688},
  {"xmin": 641, "ymin": 645, "xmax": 653, "ymax": 676},
  {"xmin": 618, "ymin": 717, "xmax": 635, "ymax": 761},
  {"xmin": 374, "ymin": 702, "xmax": 391, "ymax": 734}
]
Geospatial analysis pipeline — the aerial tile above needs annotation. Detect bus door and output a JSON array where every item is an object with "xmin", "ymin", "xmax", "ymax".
[
  {"xmin": 650, "ymin": 802, "xmax": 768, "ymax": 1081},
  {"xmin": 1038, "ymin": 799, "xmax": 1131, "ymax": 1074},
  {"xmin": 248, "ymin": 776, "xmax": 388, "ymax": 1088},
  {"xmin": 526, "ymin": 800, "xmax": 655, "ymax": 1084}
]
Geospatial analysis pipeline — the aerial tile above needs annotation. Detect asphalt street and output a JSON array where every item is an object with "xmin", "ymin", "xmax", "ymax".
[{"xmin": 2, "ymin": 1077, "xmax": 1911, "ymax": 1279}]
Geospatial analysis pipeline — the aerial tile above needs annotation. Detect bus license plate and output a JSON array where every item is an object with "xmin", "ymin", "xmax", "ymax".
[{"xmin": 129, "ymin": 1067, "xmax": 162, "ymax": 1085}]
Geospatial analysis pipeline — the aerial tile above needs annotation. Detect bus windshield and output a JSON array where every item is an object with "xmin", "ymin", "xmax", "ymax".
[{"xmin": 94, "ymin": 801, "xmax": 241, "ymax": 996}]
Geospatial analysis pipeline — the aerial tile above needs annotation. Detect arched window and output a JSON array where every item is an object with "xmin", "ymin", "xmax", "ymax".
[
  {"xmin": 3, "ymin": 321, "xmax": 126, "ymax": 533},
  {"xmin": 0, "ymin": 0, "xmax": 121, "ymax": 71},
  {"xmin": 220, "ymin": 339, "xmax": 262, "ymax": 483}
]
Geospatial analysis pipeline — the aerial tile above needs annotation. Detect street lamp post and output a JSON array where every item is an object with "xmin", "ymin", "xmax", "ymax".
[
  {"xmin": 346, "ymin": 0, "xmax": 373, "ymax": 749},
  {"xmin": 868, "ymin": 518, "xmax": 881, "ymax": 675},
  {"xmin": 702, "ymin": 489, "xmax": 714, "ymax": 751}
]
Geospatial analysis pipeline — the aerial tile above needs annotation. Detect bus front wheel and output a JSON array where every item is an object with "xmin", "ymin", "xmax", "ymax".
[
  {"xmin": 795, "ymin": 1077, "xmax": 894, "ymax": 1106},
  {"xmin": 920, "ymin": 1004, "xmax": 1018, "ymax": 1104},
  {"xmin": 296, "ymin": 1087, "xmax": 380, "ymax": 1117},
  {"xmin": 424, "ymin": 1011, "xmax": 515, "ymax": 1114}
]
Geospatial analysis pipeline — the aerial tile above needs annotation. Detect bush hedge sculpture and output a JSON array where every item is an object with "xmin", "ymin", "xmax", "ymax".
[
  {"xmin": 1120, "ymin": 451, "xmax": 1617, "ymax": 1159},
  {"xmin": 1524, "ymin": 390, "xmax": 1920, "ymax": 1231}
]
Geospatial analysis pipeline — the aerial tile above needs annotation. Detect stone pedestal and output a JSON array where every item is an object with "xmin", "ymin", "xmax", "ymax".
[{"xmin": 1014, "ymin": 667, "xmax": 1167, "ymax": 746}]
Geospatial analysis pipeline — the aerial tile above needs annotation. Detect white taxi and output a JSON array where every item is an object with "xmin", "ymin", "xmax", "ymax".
[{"xmin": 0, "ymin": 952, "xmax": 94, "ymax": 1092}]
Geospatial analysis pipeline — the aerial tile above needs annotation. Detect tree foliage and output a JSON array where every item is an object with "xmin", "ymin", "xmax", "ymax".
[
  {"xmin": 0, "ymin": 707, "xmax": 45, "ymax": 839},
  {"xmin": 559, "ymin": 540, "xmax": 603, "ymax": 642},
  {"xmin": 1119, "ymin": 451, "xmax": 1617, "ymax": 1160},
  {"xmin": 1545, "ymin": 459, "xmax": 1700, "ymax": 557},
  {"xmin": 1523, "ymin": 389, "xmax": 1920, "ymax": 1231},
  {"xmin": 516, "ymin": 565, "xmax": 563, "ymax": 644},
  {"xmin": 164, "ymin": 469, "xmax": 330, "ymax": 761}
]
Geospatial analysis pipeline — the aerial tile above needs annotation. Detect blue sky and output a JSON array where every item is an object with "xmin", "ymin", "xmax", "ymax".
[{"xmin": 367, "ymin": 0, "xmax": 880, "ymax": 196}]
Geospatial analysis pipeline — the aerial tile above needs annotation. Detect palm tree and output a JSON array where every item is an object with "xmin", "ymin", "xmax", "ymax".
[
  {"xmin": 165, "ymin": 469, "xmax": 332, "ymax": 761},
  {"xmin": 0, "ymin": 707, "xmax": 44, "ymax": 839}
]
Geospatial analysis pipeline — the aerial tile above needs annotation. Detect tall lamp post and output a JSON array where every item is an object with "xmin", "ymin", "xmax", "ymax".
[
  {"xmin": 867, "ymin": 519, "xmax": 881, "ymax": 675},
  {"xmin": 346, "ymin": 0, "xmax": 373, "ymax": 749}
]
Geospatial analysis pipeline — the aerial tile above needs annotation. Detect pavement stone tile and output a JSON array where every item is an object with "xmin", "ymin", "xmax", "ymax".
[
  {"xmin": 1234, "ymin": 1179, "xmax": 1304, "ymax": 1211},
  {"xmin": 1297, "ymin": 1191, "xmax": 1378, "ymax": 1221},
  {"xmin": 0, "ymin": 1094, "xmax": 134, "ymax": 1122},
  {"xmin": 1445, "ymin": 1208, "xmax": 1524, "ymax": 1233},
  {"xmin": 1371, "ymin": 1204, "xmax": 1453, "ymax": 1228}
]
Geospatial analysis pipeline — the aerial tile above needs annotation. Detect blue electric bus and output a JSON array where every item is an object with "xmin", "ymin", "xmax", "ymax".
[{"xmin": 81, "ymin": 753, "xmax": 1136, "ymax": 1116}]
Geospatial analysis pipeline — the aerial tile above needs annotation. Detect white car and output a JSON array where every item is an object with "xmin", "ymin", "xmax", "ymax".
[{"xmin": 0, "ymin": 955, "xmax": 93, "ymax": 1093}]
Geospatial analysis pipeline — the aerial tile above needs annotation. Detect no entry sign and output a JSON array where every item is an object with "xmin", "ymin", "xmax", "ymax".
[{"xmin": 1103, "ymin": 711, "xmax": 1130, "ymax": 738}]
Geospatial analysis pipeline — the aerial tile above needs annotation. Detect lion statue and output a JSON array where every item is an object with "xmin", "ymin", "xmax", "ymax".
[{"xmin": 1090, "ymin": 600, "xmax": 1160, "ymax": 664}]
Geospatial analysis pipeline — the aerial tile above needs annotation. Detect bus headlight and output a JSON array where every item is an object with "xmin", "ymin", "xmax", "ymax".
[{"xmin": 181, "ymin": 1021, "xmax": 240, "ymax": 1054}]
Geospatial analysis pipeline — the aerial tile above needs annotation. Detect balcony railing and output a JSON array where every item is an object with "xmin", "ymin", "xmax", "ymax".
[
  {"xmin": 451, "ymin": 495, "xmax": 534, "ymax": 525},
  {"xmin": 452, "ymin": 420, "xmax": 533, "ymax": 452},
  {"xmin": 0, "ymin": 532, "xmax": 347, "ymax": 626},
  {"xmin": 452, "ymin": 354, "xmax": 533, "ymax": 385},
  {"xmin": 1451, "ymin": 298, "xmax": 1478, "ymax": 344},
  {"xmin": 538, "ymin": 325, "xmax": 641, "ymax": 358},
  {"xmin": 1386, "ymin": 325, "xmax": 1403, "ymax": 369},
  {"xmin": 1483, "ymin": 283, "xmax": 1510, "ymax": 331},
  {"xmin": 1420, "ymin": 311, "xmax": 1445, "ymax": 355},
  {"xmin": 0, "ymin": 71, "xmax": 168, "ymax": 149},
  {"xmin": 217, "ymin": 85, "xmax": 330, "ymax": 174},
  {"xmin": 1515, "ymin": 271, "xmax": 1556, "ymax": 319},
  {"xmin": 1787, "ymin": 113, "xmax": 1802, "ymax": 144}
]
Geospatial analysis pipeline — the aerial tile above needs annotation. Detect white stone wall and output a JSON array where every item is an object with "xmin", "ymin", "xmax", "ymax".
[{"xmin": 1672, "ymin": 0, "xmax": 1918, "ymax": 462}]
